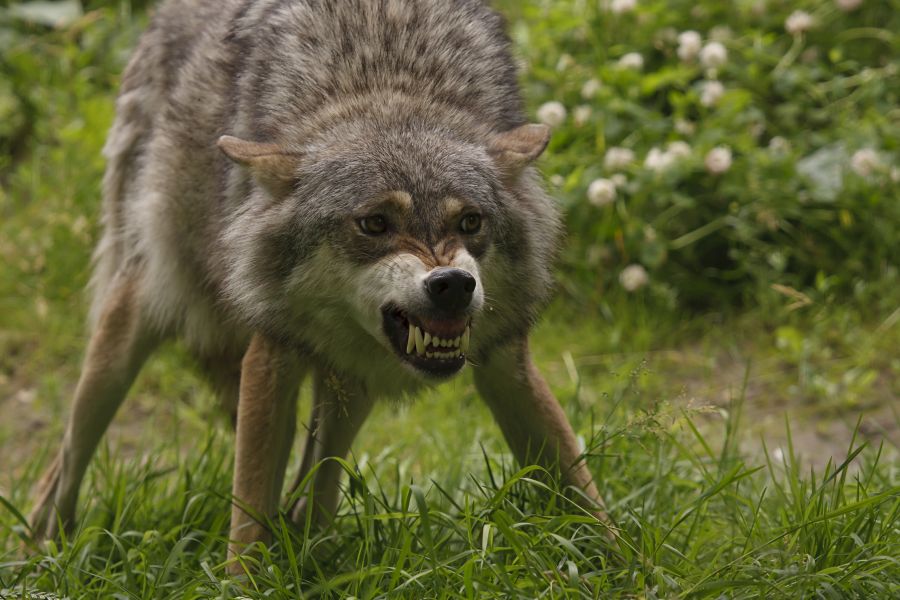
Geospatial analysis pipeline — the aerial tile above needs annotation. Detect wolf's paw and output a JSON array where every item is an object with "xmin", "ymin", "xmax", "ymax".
[{"xmin": 27, "ymin": 454, "xmax": 69, "ymax": 544}]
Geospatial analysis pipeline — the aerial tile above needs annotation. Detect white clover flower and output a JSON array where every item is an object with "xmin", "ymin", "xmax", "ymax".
[
  {"xmin": 573, "ymin": 105, "xmax": 592, "ymax": 126},
  {"xmin": 581, "ymin": 78, "xmax": 602, "ymax": 99},
  {"xmin": 850, "ymin": 148, "xmax": 882, "ymax": 177},
  {"xmin": 619, "ymin": 264, "xmax": 649, "ymax": 292},
  {"xmin": 677, "ymin": 30, "xmax": 702, "ymax": 62},
  {"xmin": 705, "ymin": 146, "xmax": 733, "ymax": 174},
  {"xmin": 611, "ymin": 173, "xmax": 628, "ymax": 187},
  {"xmin": 556, "ymin": 53, "xmax": 575, "ymax": 72},
  {"xmin": 617, "ymin": 52, "xmax": 644, "ymax": 70},
  {"xmin": 700, "ymin": 80, "xmax": 725, "ymax": 107},
  {"xmin": 836, "ymin": 0, "xmax": 863, "ymax": 11},
  {"xmin": 785, "ymin": 10, "xmax": 814, "ymax": 35},
  {"xmin": 587, "ymin": 178, "xmax": 617, "ymax": 207},
  {"xmin": 644, "ymin": 147, "xmax": 675, "ymax": 172},
  {"xmin": 536, "ymin": 101, "xmax": 567, "ymax": 128},
  {"xmin": 608, "ymin": 0, "xmax": 637, "ymax": 14},
  {"xmin": 667, "ymin": 140, "xmax": 692, "ymax": 159},
  {"xmin": 768, "ymin": 136, "xmax": 791, "ymax": 154},
  {"xmin": 699, "ymin": 41, "xmax": 728, "ymax": 70},
  {"xmin": 603, "ymin": 146, "xmax": 635, "ymax": 171},
  {"xmin": 675, "ymin": 119, "xmax": 696, "ymax": 136}
]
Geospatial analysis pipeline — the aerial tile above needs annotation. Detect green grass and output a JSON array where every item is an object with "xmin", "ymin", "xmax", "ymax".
[
  {"xmin": 1, "ymin": 0, "xmax": 899, "ymax": 597},
  {"xmin": 2, "ymin": 389, "xmax": 898, "ymax": 597}
]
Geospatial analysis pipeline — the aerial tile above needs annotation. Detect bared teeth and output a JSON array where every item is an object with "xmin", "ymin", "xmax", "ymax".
[
  {"xmin": 406, "ymin": 323, "xmax": 415, "ymax": 354},
  {"xmin": 415, "ymin": 327, "xmax": 425, "ymax": 355},
  {"xmin": 404, "ymin": 322, "xmax": 470, "ymax": 359}
]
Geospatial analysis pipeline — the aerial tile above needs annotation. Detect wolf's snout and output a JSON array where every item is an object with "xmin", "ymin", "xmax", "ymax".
[{"xmin": 424, "ymin": 268, "xmax": 476, "ymax": 312}]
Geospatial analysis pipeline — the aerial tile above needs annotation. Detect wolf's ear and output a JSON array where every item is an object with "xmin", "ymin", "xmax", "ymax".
[
  {"xmin": 217, "ymin": 135, "xmax": 301, "ymax": 195},
  {"xmin": 488, "ymin": 124, "xmax": 551, "ymax": 181}
]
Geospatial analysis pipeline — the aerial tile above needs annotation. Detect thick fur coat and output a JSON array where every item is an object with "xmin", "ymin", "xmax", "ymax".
[{"xmin": 97, "ymin": 0, "xmax": 560, "ymax": 398}]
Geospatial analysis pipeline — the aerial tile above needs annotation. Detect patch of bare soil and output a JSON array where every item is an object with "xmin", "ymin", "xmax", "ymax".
[{"xmin": 671, "ymin": 347, "xmax": 899, "ymax": 470}]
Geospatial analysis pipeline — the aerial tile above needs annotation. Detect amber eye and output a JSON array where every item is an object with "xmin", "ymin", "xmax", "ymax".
[
  {"xmin": 359, "ymin": 215, "xmax": 388, "ymax": 235},
  {"xmin": 460, "ymin": 214, "xmax": 482, "ymax": 234}
]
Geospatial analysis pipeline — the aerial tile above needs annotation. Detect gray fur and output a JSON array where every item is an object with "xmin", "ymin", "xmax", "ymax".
[{"xmin": 95, "ymin": 0, "xmax": 561, "ymax": 396}]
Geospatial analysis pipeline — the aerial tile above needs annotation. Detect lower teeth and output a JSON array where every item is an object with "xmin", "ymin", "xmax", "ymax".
[{"xmin": 425, "ymin": 351, "xmax": 461, "ymax": 359}]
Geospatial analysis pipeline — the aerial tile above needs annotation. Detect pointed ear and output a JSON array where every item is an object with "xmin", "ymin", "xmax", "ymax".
[
  {"xmin": 488, "ymin": 124, "xmax": 551, "ymax": 181},
  {"xmin": 217, "ymin": 135, "xmax": 301, "ymax": 195}
]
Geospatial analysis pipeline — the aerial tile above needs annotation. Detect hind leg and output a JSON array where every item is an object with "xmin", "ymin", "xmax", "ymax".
[
  {"xmin": 200, "ymin": 354, "xmax": 242, "ymax": 429},
  {"xmin": 29, "ymin": 274, "xmax": 158, "ymax": 540},
  {"xmin": 288, "ymin": 368, "xmax": 374, "ymax": 527}
]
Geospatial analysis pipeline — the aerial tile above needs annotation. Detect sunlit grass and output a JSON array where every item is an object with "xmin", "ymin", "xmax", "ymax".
[{"xmin": 2, "ymin": 392, "xmax": 898, "ymax": 597}]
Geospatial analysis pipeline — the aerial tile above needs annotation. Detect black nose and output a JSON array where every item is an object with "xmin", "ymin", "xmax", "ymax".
[{"xmin": 424, "ymin": 268, "xmax": 476, "ymax": 312}]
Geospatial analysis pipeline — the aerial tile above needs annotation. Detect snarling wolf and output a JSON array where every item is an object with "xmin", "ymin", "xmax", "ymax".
[{"xmin": 29, "ymin": 0, "xmax": 608, "ymax": 570}]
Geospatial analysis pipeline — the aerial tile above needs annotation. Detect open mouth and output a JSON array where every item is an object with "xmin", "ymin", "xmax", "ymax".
[{"xmin": 382, "ymin": 305, "xmax": 470, "ymax": 377}]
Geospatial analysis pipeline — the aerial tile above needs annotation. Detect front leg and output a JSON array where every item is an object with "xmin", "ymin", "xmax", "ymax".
[
  {"xmin": 473, "ymin": 337, "xmax": 610, "ymax": 524},
  {"xmin": 227, "ymin": 334, "xmax": 304, "ymax": 572}
]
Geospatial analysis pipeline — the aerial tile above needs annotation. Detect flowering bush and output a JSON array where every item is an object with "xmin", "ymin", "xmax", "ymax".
[{"xmin": 510, "ymin": 0, "xmax": 899, "ymax": 307}]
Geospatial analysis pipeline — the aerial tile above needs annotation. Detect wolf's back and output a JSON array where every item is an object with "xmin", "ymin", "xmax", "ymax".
[{"xmin": 222, "ymin": 0, "xmax": 525, "ymax": 137}]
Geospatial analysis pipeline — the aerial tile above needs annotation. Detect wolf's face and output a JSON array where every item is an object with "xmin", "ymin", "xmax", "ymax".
[
  {"xmin": 339, "ymin": 188, "xmax": 486, "ymax": 378},
  {"xmin": 219, "ymin": 122, "xmax": 551, "ymax": 381}
]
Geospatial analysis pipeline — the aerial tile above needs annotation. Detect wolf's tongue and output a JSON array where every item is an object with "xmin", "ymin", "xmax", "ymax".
[{"xmin": 419, "ymin": 317, "xmax": 467, "ymax": 337}]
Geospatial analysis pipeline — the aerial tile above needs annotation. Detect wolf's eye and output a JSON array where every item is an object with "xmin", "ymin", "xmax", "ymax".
[
  {"xmin": 359, "ymin": 215, "xmax": 388, "ymax": 235},
  {"xmin": 460, "ymin": 214, "xmax": 482, "ymax": 234}
]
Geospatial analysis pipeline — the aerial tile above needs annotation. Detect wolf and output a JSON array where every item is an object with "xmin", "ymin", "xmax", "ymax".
[{"xmin": 29, "ymin": 0, "xmax": 608, "ymax": 570}]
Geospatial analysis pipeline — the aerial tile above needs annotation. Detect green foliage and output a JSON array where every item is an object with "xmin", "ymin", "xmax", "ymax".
[
  {"xmin": 0, "ymin": 1, "xmax": 141, "ymax": 336},
  {"xmin": 2, "ymin": 405, "xmax": 898, "ymax": 598},
  {"xmin": 512, "ymin": 0, "xmax": 899, "ymax": 308}
]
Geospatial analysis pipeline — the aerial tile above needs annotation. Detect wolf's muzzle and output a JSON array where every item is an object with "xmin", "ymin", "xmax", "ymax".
[{"xmin": 424, "ymin": 268, "xmax": 476, "ymax": 313}]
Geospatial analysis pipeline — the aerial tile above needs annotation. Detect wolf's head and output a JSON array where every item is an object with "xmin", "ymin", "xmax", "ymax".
[{"xmin": 219, "ymin": 120, "xmax": 557, "ymax": 383}]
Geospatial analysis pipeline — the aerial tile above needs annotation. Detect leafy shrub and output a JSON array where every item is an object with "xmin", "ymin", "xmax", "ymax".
[{"xmin": 511, "ymin": 0, "xmax": 899, "ymax": 308}]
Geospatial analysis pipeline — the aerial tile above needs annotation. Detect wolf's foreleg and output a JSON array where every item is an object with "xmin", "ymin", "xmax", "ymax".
[
  {"xmin": 29, "ymin": 274, "xmax": 157, "ymax": 541},
  {"xmin": 288, "ymin": 368, "xmax": 373, "ymax": 527},
  {"xmin": 474, "ymin": 337, "xmax": 613, "ymax": 527},
  {"xmin": 227, "ymin": 334, "xmax": 303, "ymax": 574}
]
